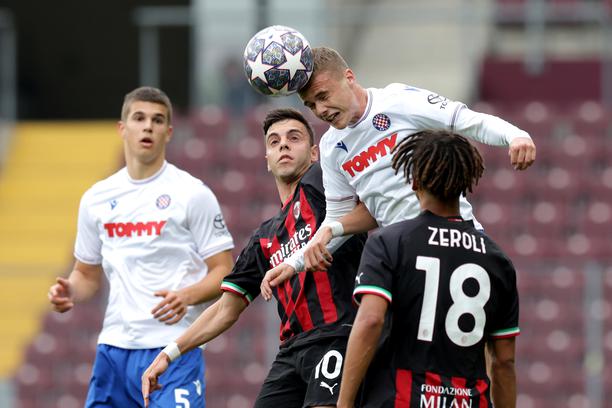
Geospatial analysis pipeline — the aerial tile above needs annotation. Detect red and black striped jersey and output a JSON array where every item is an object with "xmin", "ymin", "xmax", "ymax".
[
  {"xmin": 355, "ymin": 211, "xmax": 519, "ymax": 407},
  {"xmin": 221, "ymin": 163, "xmax": 366, "ymax": 348}
]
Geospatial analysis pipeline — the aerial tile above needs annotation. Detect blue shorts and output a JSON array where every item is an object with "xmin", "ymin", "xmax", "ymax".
[{"xmin": 85, "ymin": 344, "xmax": 206, "ymax": 408}]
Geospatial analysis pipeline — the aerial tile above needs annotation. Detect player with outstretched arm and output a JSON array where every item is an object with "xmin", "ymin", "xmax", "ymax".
[{"xmin": 260, "ymin": 46, "xmax": 535, "ymax": 294}]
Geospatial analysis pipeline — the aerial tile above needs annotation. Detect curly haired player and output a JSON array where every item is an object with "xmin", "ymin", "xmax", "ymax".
[{"xmin": 337, "ymin": 130, "xmax": 519, "ymax": 408}]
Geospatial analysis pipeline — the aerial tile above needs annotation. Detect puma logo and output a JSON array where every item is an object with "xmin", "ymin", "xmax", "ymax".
[
  {"xmin": 355, "ymin": 272, "xmax": 364, "ymax": 284},
  {"xmin": 320, "ymin": 381, "xmax": 338, "ymax": 395}
]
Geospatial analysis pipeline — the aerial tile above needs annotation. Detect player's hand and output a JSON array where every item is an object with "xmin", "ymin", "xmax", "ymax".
[
  {"xmin": 48, "ymin": 277, "xmax": 74, "ymax": 313},
  {"xmin": 304, "ymin": 226, "xmax": 333, "ymax": 272},
  {"xmin": 260, "ymin": 263, "xmax": 296, "ymax": 301},
  {"xmin": 141, "ymin": 352, "xmax": 170, "ymax": 407},
  {"xmin": 152, "ymin": 290, "xmax": 188, "ymax": 325},
  {"xmin": 509, "ymin": 137, "xmax": 536, "ymax": 171}
]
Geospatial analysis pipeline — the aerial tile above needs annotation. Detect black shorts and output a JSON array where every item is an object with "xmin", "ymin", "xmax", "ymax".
[{"xmin": 254, "ymin": 336, "xmax": 348, "ymax": 408}]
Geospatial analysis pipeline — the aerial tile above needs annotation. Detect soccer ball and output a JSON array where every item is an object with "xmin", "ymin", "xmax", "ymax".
[{"xmin": 243, "ymin": 25, "xmax": 314, "ymax": 96}]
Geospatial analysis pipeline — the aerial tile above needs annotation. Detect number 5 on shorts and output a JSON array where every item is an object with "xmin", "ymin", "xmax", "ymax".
[{"xmin": 174, "ymin": 388, "xmax": 190, "ymax": 408}]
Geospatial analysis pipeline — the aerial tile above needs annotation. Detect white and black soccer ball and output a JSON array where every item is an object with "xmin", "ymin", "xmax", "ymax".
[{"xmin": 243, "ymin": 25, "xmax": 314, "ymax": 96}]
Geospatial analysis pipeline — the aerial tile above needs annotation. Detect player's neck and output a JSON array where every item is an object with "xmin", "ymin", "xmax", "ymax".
[
  {"xmin": 276, "ymin": 178, "xmax": 300, "ymax": 205},
  {"xmin": 354, "ymin": 85, "xmax": 369, "ymax": 124},
  {"xmin": 125, "ymin": 156, "xmax": 166, "ymax": 180},
  {"xmin": 419, "ymin": 192, "xmax": 460, "ymax": 218}
]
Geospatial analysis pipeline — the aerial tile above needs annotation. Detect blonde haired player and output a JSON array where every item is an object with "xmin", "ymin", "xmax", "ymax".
[{"xmin": 261, "ymin": 46, "xmax": 535, "ymax": 296}]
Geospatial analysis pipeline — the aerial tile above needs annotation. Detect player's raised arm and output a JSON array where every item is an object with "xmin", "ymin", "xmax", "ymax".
[
  {"xmin": 142, "ymin": 292, "xmax": 247, "ymax": 406},
  {"xmin": 452, "ymin": 106, "xmax": 536, "ymax": 170}
]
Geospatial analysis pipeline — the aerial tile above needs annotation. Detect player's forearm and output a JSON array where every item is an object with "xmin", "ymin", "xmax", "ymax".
[
  {"xmin": 319, "ymin": 202, "xmax": 376, "ymax": 255},
  {"xmin": 174, "ymin": 293, "xmax": 245, "ymax": 354},
  {"xmin": 490, "ymin": 360, "xmax": 516, "ymax": 408},
  {"xmin": 336, "ymin": 201, "xmax": 378, "ymax": 235},
  {"xmin": 338, "ymin": 309, "xmax": 384, "ymax": 406},
  {"xmin": 180, "ymin": 258, "xmax": 233, "ymax": 305},
  {"xmin": 68, "ymin": 268, "xmax": 102, "ymax": 303}
]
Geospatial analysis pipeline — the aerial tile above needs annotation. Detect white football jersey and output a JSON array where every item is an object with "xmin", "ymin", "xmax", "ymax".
[
  {"xmin": 74, "ymin": 161, "xmax": 234, "ymax": 349},
  {"xmin": 320, "ymin": 84, "xmax": 531, "ymax": 229}
]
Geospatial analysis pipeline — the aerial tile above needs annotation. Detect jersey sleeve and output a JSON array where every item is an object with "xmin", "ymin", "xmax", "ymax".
[
  {"xmin": 489, "ymin": 258, "xmax": 520, "ymax": 339},
  {"xmin": 221, "ymin": 231, "xmax": 265, "ymax": 305},
  {"xmin": 353, "ymin": 232, "xmax": 393, "ymax": 305},
  {"xmin": 403, "ymin": 86, "xmax": 530, "ymax": 147},
  {"xmin": 73, "ymin": 190, "xmax": 103, "ymax": 265},
  {"xmin": 401, "ymin": 87, "xmax": 467, "ymax": 131},
  {"xmin": 187, "ymin": 184, "xmax": 235, "ymax": 260},
  {"xmin": 453, "ymin": 108, "xmax": 531, "ymax": 146}
]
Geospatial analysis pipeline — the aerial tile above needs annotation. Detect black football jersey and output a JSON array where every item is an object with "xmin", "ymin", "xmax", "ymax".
[
  {"xmin": 354, "ymin": 210, "xmax": 519, "ymax": 407},
  {"xmin": 221, "ymin": 163, "xmax": 366, "ymax": 347}
]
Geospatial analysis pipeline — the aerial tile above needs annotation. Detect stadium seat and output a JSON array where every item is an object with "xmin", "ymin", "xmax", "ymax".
[
  {"xmin": 189, "ymin": 105, "xmax": 232, "ymax": 140},
  {"xmin": 524, "ymin": 200, "xmax": 572, "ymax": 236},
  {"xmin": 472, "ymin": 168, "xmax": 528, "ymax": 205},
  {"xmin": 476, "ymin": 142, "xmax": 511, "ymax": 170},
  {"xmin": 573, "ymin": 201, "xmax": 612, "ymax": 237},
  {"xmin": 568, "ymin": 100, "xmax": 612, "ymax": 137}
]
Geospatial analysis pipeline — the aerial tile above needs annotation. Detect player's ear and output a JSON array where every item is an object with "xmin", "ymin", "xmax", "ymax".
[
  {"xmin": 117, "ymin": 121, "xmax": 126, "ymax": 139},
  {"xmin": 311, "ymin": 144, "xmax": 319, "ymax": 162},
  {"xmin": 165, "ymin": 125, "xmax": 174, "ymax": 143},
  {"xmin": 265, "ymin": 154, "xmax": 271, "ymax": 172},
  {"xmin": 345, "ymin": 68, "xmax": 356, "ymax": 84}
]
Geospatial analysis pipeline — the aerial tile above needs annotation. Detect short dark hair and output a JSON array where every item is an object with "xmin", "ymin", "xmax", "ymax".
[
  {"xmin": 392, "ymin": 130, "xmax": 485, "ymax": 201},
  {"xmin": 262, "ymin": 108, "xmax": 315, "ymax": 145},
  {"xmin": 299, "ymin": 46, "xmax": 349, "ymax": 96},
  {"xmin": 121, "ymin": 86, "xmax": 173, "ymax": 122}
]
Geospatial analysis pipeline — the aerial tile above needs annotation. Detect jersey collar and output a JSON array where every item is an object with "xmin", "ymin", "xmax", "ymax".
[
  {"xmin": 422, "ymin": 210, "xmax": 464, "ymax": 222},
  {"xmin": 127, "ymin": 161, "xmax": 168, "ymax": 184}
]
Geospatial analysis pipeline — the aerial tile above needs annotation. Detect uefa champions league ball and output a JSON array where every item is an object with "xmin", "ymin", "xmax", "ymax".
[{"xmin": 243, "ymin": 25, "xmax": 314, "ymax": 96}]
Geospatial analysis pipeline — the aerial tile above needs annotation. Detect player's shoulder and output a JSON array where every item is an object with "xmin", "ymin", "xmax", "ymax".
[
  {"xmin": 257, "ymin": 216, "xmax": 276, "ymax": 235},
  {"xmin": 164, "ymin": 162, "xmax": 204, "ymax": 186},
  {"xmin": 377, "ymin": 83, "xmax": 426, "ymax": 98},
  {"xmin": 164, "ymin": 162, "xmax": 218, "ymax": 196},
  {"xmin": 319, "ymin": 126, "xmax": 342, "ymax": 150},
  {"xmin": 480, "ymin": 233, "xmax": 516, "ymax": 270},
  {"xmin": 255, "ymin": 209, "xmax": 284, "ymax": 241},
  {"xmin": 299, "ymin": 162, "xmax": 323, "ymax": 190},
  {"xmin": 81, "ymin": 167, "xmax": 128, "ymax": 200},
  {"xmin": 368, "ymin": 83, "xmax": 432, "ymax": 113}
]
